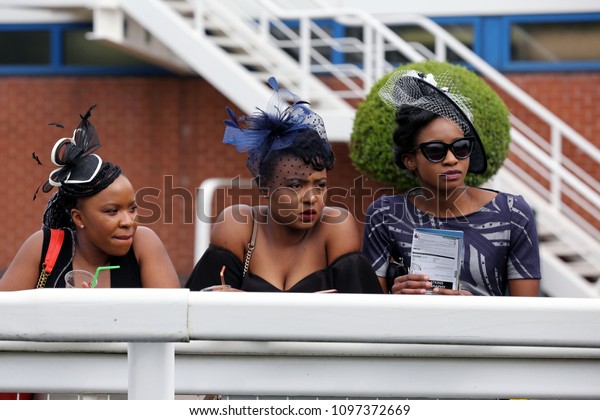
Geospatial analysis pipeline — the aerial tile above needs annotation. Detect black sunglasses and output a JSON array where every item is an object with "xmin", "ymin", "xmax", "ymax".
[{"xmin": 412, "ymin": 137, "xmax": 474, "ymax": 163}]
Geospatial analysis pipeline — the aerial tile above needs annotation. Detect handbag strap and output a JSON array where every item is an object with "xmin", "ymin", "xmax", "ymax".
[
  {"xmin": 36, "ymin": 229, "xmax": 65, "ymax": 289},
  {"xmin": 242, "ymin": 207, "xmax": 258, "ymax": 278}
]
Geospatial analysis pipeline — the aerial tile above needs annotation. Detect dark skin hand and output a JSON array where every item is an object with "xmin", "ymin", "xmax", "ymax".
[{"xmin": 389, "ymin": 273, "xmax": 473, "ymax": 295}]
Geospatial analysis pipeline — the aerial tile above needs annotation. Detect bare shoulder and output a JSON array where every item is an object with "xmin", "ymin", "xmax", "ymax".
[
  {"xmin": 210, "ymin": 204, "xmax": 256, "ymax": 259},
  {"xmin": 321, "ymin": 207, "xmax": 361, "ymax": 261},
  {"xmin": 133, "ymin": 226, "xmax": 180, "ymax": 288},
  {"xmin": 132, "ymin": 226, "xmax": 163, "ymax": 250},
  {"xmin": 15, "ymin": 230, "xmax": 45, "ymax": 261},
  {"xmin": 321, "ymin": 206, "xmax": 359, "ymax": 234},
  {"xmin": 0, "ymin": 230, "xmax": 45, "ymax": 291},
  {"xmin": 24, "ymin": 229, "xmax": 45, "ymax": 248}
]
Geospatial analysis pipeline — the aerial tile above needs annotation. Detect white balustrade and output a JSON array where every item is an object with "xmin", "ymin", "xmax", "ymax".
[{"xmin": 1, "ymin": 289, "xmax": 599, "ymax": 399}]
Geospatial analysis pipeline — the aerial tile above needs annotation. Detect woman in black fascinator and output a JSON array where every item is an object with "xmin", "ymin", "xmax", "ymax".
[
  {"xmin": 186, "ymin": 77, "xmax": 382, "ymax": 293},
  {"xmin": 362, "ymin": 71, "xmax": 540, "ymax": 296},
  {"xmin": 0, "ymin": 105, "xmax": 180, "ymax": 290}
]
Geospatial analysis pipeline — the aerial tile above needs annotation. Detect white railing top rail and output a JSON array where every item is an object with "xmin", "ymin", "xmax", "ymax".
[
  {"xmin": 2, "ymin": 289, "xmax": 600, "ymax": 346},
  {"xmin": 2, "ymin": 289, "xmax": 600, "ymax": 398}
]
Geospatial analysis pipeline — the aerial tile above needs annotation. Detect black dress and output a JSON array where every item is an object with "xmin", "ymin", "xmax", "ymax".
[
  {"xmin": 39, "ymin": 227, "xmax": 142, "ymax": 288},
  {"xmin": 185, "ymin": 244, "xmax": 383, "ymax": 293}
]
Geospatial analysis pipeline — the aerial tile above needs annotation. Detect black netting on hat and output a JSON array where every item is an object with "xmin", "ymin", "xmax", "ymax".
[
  {"xmin": 223, "ymin": 77, "xmax": 332, "ymax": 179},
  {"xmin": 258, "ymin": 129, "xmax": 334, "ymax": 188},
  {"xmin": 379, "ymin": 70, "xmax": 487, "ymax": 174}
]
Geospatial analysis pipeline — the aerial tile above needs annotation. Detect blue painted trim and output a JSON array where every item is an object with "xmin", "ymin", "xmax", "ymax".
[
  {"xmin": 330, "ymin": 20, "xmax": 345, "ymax": 65},
  {"xmin": 0, "ymin": 22, "xmax": 170, "ymax": 75},
  {"xmin": 503, "ymin": 61, "xmax": 600, "ymax": 73},
  {"xmin": 500, "ymin": 13, "xmax": 600, "ymax": 72},
  {"xmin": 0, "ymin": 66, "xmax": 171, "ymax": 76},
  {"xmin": 504, "ymin": 12, "xmax": 600, "ymax": 23},
  {"xmin": 50, "ymin": 26, "xmax": 62, "ymax": 69},
  {"xmin": 3, "ymin": 14, "xmax": 600, "ymax": 74}
]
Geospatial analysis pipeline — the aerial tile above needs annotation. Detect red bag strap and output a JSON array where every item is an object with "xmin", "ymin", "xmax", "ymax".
[{"xmin": 44, "ymin": 229, "xmax": 65, "ymax": 274}]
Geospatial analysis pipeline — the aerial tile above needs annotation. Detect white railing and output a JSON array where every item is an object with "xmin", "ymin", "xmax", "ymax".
[
  {"xmin": 1, "ymin": 289, "xmax": 600, "ymax": 399},
  {"xmin": 252, "ymin": 0, "xmax": 425, "ymax": 96},
  {"xmin": 194, "ymin": 177, "xmax": 256, "ymax": 264}
]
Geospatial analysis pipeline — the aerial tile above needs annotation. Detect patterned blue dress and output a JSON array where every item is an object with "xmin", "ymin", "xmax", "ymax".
[{"xmin": 362, "ymin": 189, "xmax": 541, "ymax": 296}]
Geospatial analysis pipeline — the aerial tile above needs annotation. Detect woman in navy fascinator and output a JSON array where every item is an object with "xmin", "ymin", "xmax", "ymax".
[{"xmin": 186, "ymin": 78, "xmax": 382, "ymax": 293}]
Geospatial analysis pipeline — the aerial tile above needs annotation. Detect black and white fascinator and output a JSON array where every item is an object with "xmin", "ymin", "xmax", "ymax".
[
  {"xmin": 34, "ymin": 105, "xmax": 103, "ymax": 199},
  {"xmin": 379, "ymin": 70, "xmax": 487, "ymax": 174}
]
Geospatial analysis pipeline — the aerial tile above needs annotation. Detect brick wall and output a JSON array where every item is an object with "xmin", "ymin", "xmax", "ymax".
[{"xmin": 0, "ymin": 73, "xmax": 597, "ymax": 280}]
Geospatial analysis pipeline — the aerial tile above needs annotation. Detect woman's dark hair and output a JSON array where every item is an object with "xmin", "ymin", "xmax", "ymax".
[
  {"xmin": 257, "ymin": 128, "xmax": 335, "ymax": 187},
  {"xmin": 392, "ymin": 105, "xmax": 440, "ymax": 170},
  {"xmin": 42, "ymin": 162, "xmax": 122, "ymax": 229}
]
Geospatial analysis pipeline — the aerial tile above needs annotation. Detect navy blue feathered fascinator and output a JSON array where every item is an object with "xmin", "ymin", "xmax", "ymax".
[
  {"xmin": 33, "ymin": 105, "xmax": 103, "ymax": 200},
  {"xmin": 223, "ymin": 77, "xmax": 329, "ymax": 178}
]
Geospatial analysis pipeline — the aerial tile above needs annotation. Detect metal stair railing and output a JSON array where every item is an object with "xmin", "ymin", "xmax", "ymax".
[
  {"xmin": 251, "ymin": 0, "xmax": 426, "ymax": 97},
  {"xmin": 200, "ymin": 0, "xmax": 354, "ymax": 112}
]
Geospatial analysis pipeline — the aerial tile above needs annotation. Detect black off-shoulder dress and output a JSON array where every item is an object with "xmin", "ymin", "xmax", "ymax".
[{"xmin": 185, "ymin": 244, "xmax": 382, "ymax": 293}]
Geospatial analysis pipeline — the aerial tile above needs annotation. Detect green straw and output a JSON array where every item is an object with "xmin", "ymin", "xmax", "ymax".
[{"xmin": 92, "ymin": 265, "xmax": 120, "ymax": 288}]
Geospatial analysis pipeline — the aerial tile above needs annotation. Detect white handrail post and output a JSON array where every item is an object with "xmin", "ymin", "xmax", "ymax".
[
  {"xmin": 374, "ymin": 30, "xmax": 385, "ymax": 83},
  {"xmin": 300, "ymin": 16, "xmax": 311, "ymax": 99},
  {"xmin": 363, "ymin": 23, "xmax": 373, "ymax": 94},
  {"xmin": 195, "ymin": 178, "xmax": 229, "ymax": 265},
  {"xmin": 128, "ymin": 342, "xmax": 175, "ymax": 400},
  {"xmin": 551, "ymin": 126, "xmax": 563, "ymax": 210},
  {"xmin": 193, "ymin": 0, "xmax": 204, "ymax": 35},
  {"xmin": 195, "ymin": 178, "xmax": 255, "ymax": 265},
  {"xmin": 259, "ymin": 6, "xmax": 270, "ymax": 39},
  {"xmin": 434, "ymin": 34, "xmax": 446, "ymax": 61}
]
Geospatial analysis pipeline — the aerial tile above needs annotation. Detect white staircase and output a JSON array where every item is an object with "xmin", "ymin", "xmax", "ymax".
[
  {"xmin": 115, "ymin": 0, "xmax": 356, "ymax": 139},
  {"xmin": 2, "ymin": 0, "xmax": 598, "ymax": 296}
]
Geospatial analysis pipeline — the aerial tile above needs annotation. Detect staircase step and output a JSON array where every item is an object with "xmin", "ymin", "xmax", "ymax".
[
  {"xmin": 228, "ymin": 53, "xmax": 264, "ymax": 66},
  {"xmin": 567, "ymin": 261, "xmax": 600, "ymax": 280},
  {"xmin": 536, "ymin": 225, "xmax": 559, "ymax": 243},
  {"xmin": 208, "ymin": 36, "xmax": 240, "ymax": 49},
  {"xmin": 540, "ymin": 241, "xmax": 584, "ymax": 260},
  {"xmin": 164, "ymin": 0, "xmax": 194, "ymax": 16}
]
